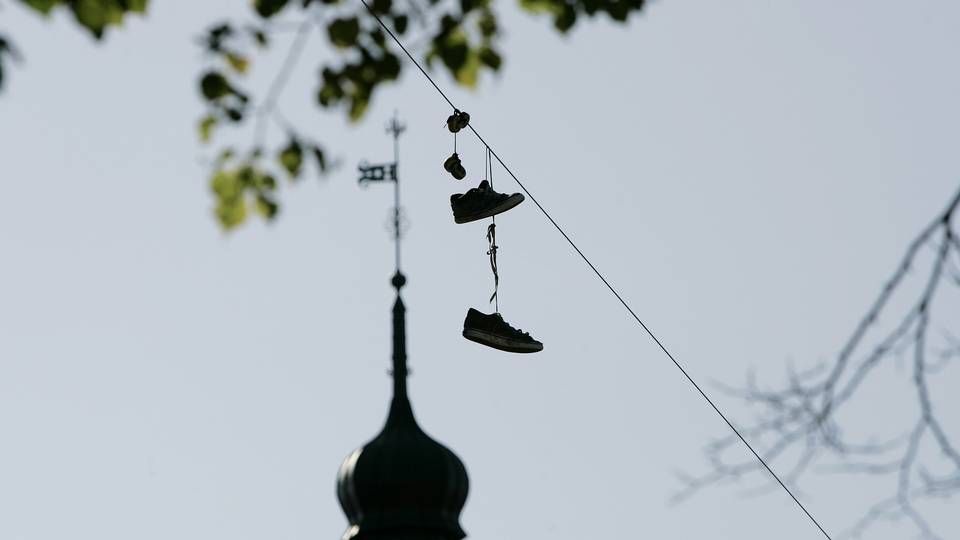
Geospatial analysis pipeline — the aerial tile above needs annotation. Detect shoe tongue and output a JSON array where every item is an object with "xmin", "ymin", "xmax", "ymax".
[{"xmin": 478, "ymin": 179, "xmax": 490, "ymax": 190}]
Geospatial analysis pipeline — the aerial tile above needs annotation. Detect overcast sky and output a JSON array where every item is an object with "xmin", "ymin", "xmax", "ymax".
[{"xmin": 1, "ymin": 1, "xmax": 959, "ymax": 539}]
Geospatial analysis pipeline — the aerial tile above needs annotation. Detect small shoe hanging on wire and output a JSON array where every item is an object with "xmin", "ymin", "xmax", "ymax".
[
  {"xmin": 446, "ymin": 110, "xmax": 470, "ymax": 133},
  {"xmin": 443, "ymin": 111, "xmax": 468, "ymax": 180},
  {"xmin": 443, "ymin": 153, "xmax": 466, "ymax": 180},
  {"xmin": 460, "ymin": 147, "xmax": 542, "ymax": 353}
]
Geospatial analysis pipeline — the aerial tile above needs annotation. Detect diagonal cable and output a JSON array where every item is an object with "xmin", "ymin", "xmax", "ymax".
[{"xmin": 356, "ymin": 1, "xmax": 834, "ymax": 538}]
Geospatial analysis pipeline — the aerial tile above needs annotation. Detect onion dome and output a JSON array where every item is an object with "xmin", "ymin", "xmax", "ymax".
[{"xmin": 336, "ymin": 273, "xmax": 469, "ymax": 540}]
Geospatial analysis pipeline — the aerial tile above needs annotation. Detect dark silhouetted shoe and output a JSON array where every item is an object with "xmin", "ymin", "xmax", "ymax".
[
  {"xmin": 462, "ymin": 308, "xmax": 542, "ymax": 353},
  {"xmin": 444, "ymin": 153, "xmax": 466, "ymax": 180},
  {"xmin": 446, "ymin": 110, "xmax": 470, "ymax": 133},
  {"xmin": 450, "ymin": 180, "xmax": 524, "ymax": 224}
]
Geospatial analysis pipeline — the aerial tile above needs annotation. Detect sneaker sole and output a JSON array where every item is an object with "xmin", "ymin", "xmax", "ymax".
[
  {"xmin": 462, "ymin": 328, "xmax": 543, "ymax": 353},
  {"xmin": 453, "ymin": 194, "xmax": 525, "ymax": 224}
]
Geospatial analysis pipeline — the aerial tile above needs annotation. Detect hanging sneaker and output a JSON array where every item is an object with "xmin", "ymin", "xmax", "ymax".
[
  {"xmin": 446, "ymin": 110, "xmax": 470, "ymax": 133},
  {"xmin": 462, "ymin": 308, "xmax": 543, "ymax": 353},
  {"xmin": 443, "ymin": 153, "xmax": 467, "ymax": 180},
  {"xmin": 450, "ymin": 180, "xmax": 524, "ymax": 224}
]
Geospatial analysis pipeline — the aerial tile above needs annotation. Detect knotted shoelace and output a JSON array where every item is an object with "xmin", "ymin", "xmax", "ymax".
[{"xmin": 486, "ymin": 221, "xmax": 499, "ymax": 311}]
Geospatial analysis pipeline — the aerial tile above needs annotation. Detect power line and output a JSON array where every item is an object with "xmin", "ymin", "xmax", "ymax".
[{"xmin": 356, "ymin": 2, "xmax": 834, "ymax": 538}]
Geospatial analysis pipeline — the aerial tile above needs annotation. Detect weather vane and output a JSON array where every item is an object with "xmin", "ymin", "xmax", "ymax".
[{"xmin": 358, "ymin": 112, "xmax": 407, "ymax": 274}]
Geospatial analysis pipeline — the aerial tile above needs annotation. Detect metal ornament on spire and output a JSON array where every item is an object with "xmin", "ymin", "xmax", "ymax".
[
  {"xmin": 358, "ymin": 113, "xmax": 410, "ymax": 391},
  {"xmin": 357, "ymin": 113, "xmax": 407, "ymax": 276}
]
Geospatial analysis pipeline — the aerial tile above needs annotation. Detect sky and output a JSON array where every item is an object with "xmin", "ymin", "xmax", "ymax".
[{"xmin": 1, "ymin": 1, "xmax": 959, "ymax": 539}]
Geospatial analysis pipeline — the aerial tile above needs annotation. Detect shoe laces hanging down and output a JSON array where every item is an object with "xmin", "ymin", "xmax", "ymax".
[
  {"xmin": 485, "ymin": 146, "xmax": 500, "ymax": 312},
  {"xmin": 486, "ymin": 221, "xmax": 498, "ymax": 311}
]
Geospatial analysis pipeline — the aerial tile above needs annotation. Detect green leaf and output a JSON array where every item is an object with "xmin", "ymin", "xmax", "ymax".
[
  {"xmin": 255, "ymin": 173, "xmax": 277, "ymax": 190},
  {"xmin": 225, "ymin": 52, "xmax": 250, "ymax": 74},
  {"xmin": 311, "ymin": 145, "xmax": 327, "ymax": 173},
  {"xmin": 455, "ymin": 51, "xmax": 480, "ymax": 87},
  {"xmin": 205, "ymin": 23, "xmax": 233, "ymax": 52},
  {"xmin": 237, "ymin": 165, "xmax": 256, "ymax": 186},
  {"xmin": 216, "ymin": 147, "xmax": 235, "ymax": 164},
  {"xmin": 608, "ymin": 2, "xmax": 630, "ymax": 21},
  {"xmin": 439, "ymin": 14, "xmax": 459, "ymax": 33},
  {"xmin": 327, "ymin": 17, "xmax": 360, "ymax": 48},
  {"xmin": 211, "ymin": 169, "xmax": 241, "ymax": 200},
  {"xmin": 22, "ymin": 0, "xmax": 59, "ymax": 15},
  {"xmin": 392, "ymin": 14, "xmax": 408, "ymax": 34},
  {"xmin": 0, "ymin": 36, "xmax": 21, "ymax": 64},
  {"xmin": 225, "ymin": 107, "xmax": 244, "ymax": 122},
  {"xmin": 477, "ymin": 10, "xmax": 497, "ymax": 37},
  {"xmin": 123, "ymin": 0, "xmax": 149, "ymax": 13},
  {"xmin": 198, "ymin": 115, "xmax": 217, "ymax": 143},
  {"xmin": 317, "ymin": 81, "xmax": 340, "ymax": 106},
  {"xmin": 348, "ymin": 95, "xmax": 369, "ymax": 122},
  {"xmin": 253, "ymin": 0, "xmax": 290, "ymax": 18},
  {"xmin": 378, "ymin": 52, "xmax": 401, "ymax": 80},
  {"xmin": 255, "ymin": 194, "xmax": 279, "ymax": 219},
  {"xmin": 554, "ymin": 4, "xmax": 577, "ymax": 32},
  {"xmin": 215, "ymin": 198, "xmax": 248, "ymax": 229},
  {"xmin": 518, "ymin": 0, "xmax": 561, "ymax": 14},
  {"xmin": 250, "ymin": 27, "xmax": 269, "ymax": 47},
  {"xmin": 200, "ymin": 71, "xmax": 231, "ymax": 100},
  {"xmin": 437, "ymin": 30, "xmax": 469, "ymax": 73},
  {"xmin": 23, "ymin": 0, "xmax": 148, "ymax": 39},
  {"xmin": 370, "ymin": 28, "xmax": 386, "ymax": 48},
  {"xmin": 71, "ymin": 0, "xmax": 110, "ymax": 38},
  {"xmin": 478, "ymin": 46, "xmax": 501, "ymax": 70},
  {"xmin": 278, "ymin": 138, "xmax": 304, "ymax": 177}
]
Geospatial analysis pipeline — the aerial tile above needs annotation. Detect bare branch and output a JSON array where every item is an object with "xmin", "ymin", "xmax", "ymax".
[{"xmin": 679, "ymin": 186, "xmax": 960, "ymax": 538}]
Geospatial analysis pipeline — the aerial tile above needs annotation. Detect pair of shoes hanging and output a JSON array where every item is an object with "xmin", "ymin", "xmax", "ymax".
[
  {"xmin": 441, "ymin": 112, "xmax": 542, "ymax": 354},
  {"xmin": 447, "ymin": 110, "xmax": 470, "ymax": 133}
]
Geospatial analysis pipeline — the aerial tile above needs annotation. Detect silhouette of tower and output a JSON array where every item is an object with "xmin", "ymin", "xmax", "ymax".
[{"xmin": 337, "ymin": 115, "xmax": 470, "ymax": 540}]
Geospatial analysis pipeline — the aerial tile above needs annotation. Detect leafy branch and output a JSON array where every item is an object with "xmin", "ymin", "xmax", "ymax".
[{"xmin": 194, "ymin": 0, "xmax": 647, "ymax": 229}]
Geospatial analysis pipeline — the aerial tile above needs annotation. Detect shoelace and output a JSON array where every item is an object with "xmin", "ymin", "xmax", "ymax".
[
  {"xmin": 492, "ymin": 312, "xmax": 529, "ymax": 337},
  {"xmin": 486, "ymin": 222, "xmax": 499, "ymax": 310}
]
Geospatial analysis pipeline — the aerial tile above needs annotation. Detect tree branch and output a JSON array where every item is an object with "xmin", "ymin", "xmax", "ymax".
[{"xmin": 678, "ymin": 186, "xmax": 960, "ymax": 539}]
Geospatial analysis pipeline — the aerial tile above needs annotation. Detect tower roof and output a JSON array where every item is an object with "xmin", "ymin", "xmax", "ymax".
[{"xmin": 336, "ymin": 273, "xmax": 469, "ymax": 540}]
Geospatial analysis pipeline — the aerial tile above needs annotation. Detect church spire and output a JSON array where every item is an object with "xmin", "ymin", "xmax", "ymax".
[{"xmin": 337, "ymin": 115, "xmax": 469, "ymax": 540}]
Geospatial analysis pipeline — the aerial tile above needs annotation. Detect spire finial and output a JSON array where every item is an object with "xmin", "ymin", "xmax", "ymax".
[
  {"xmin": 388, "ymin": 113, "xmax": 405, "ymax": 275},
  {"xmin": 358, "ymin": 114, "xmax": 410, "ymax": 397},
  {"xmin": 391, "ymin": 271, "xmax": 407, "ymax": 291}
]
